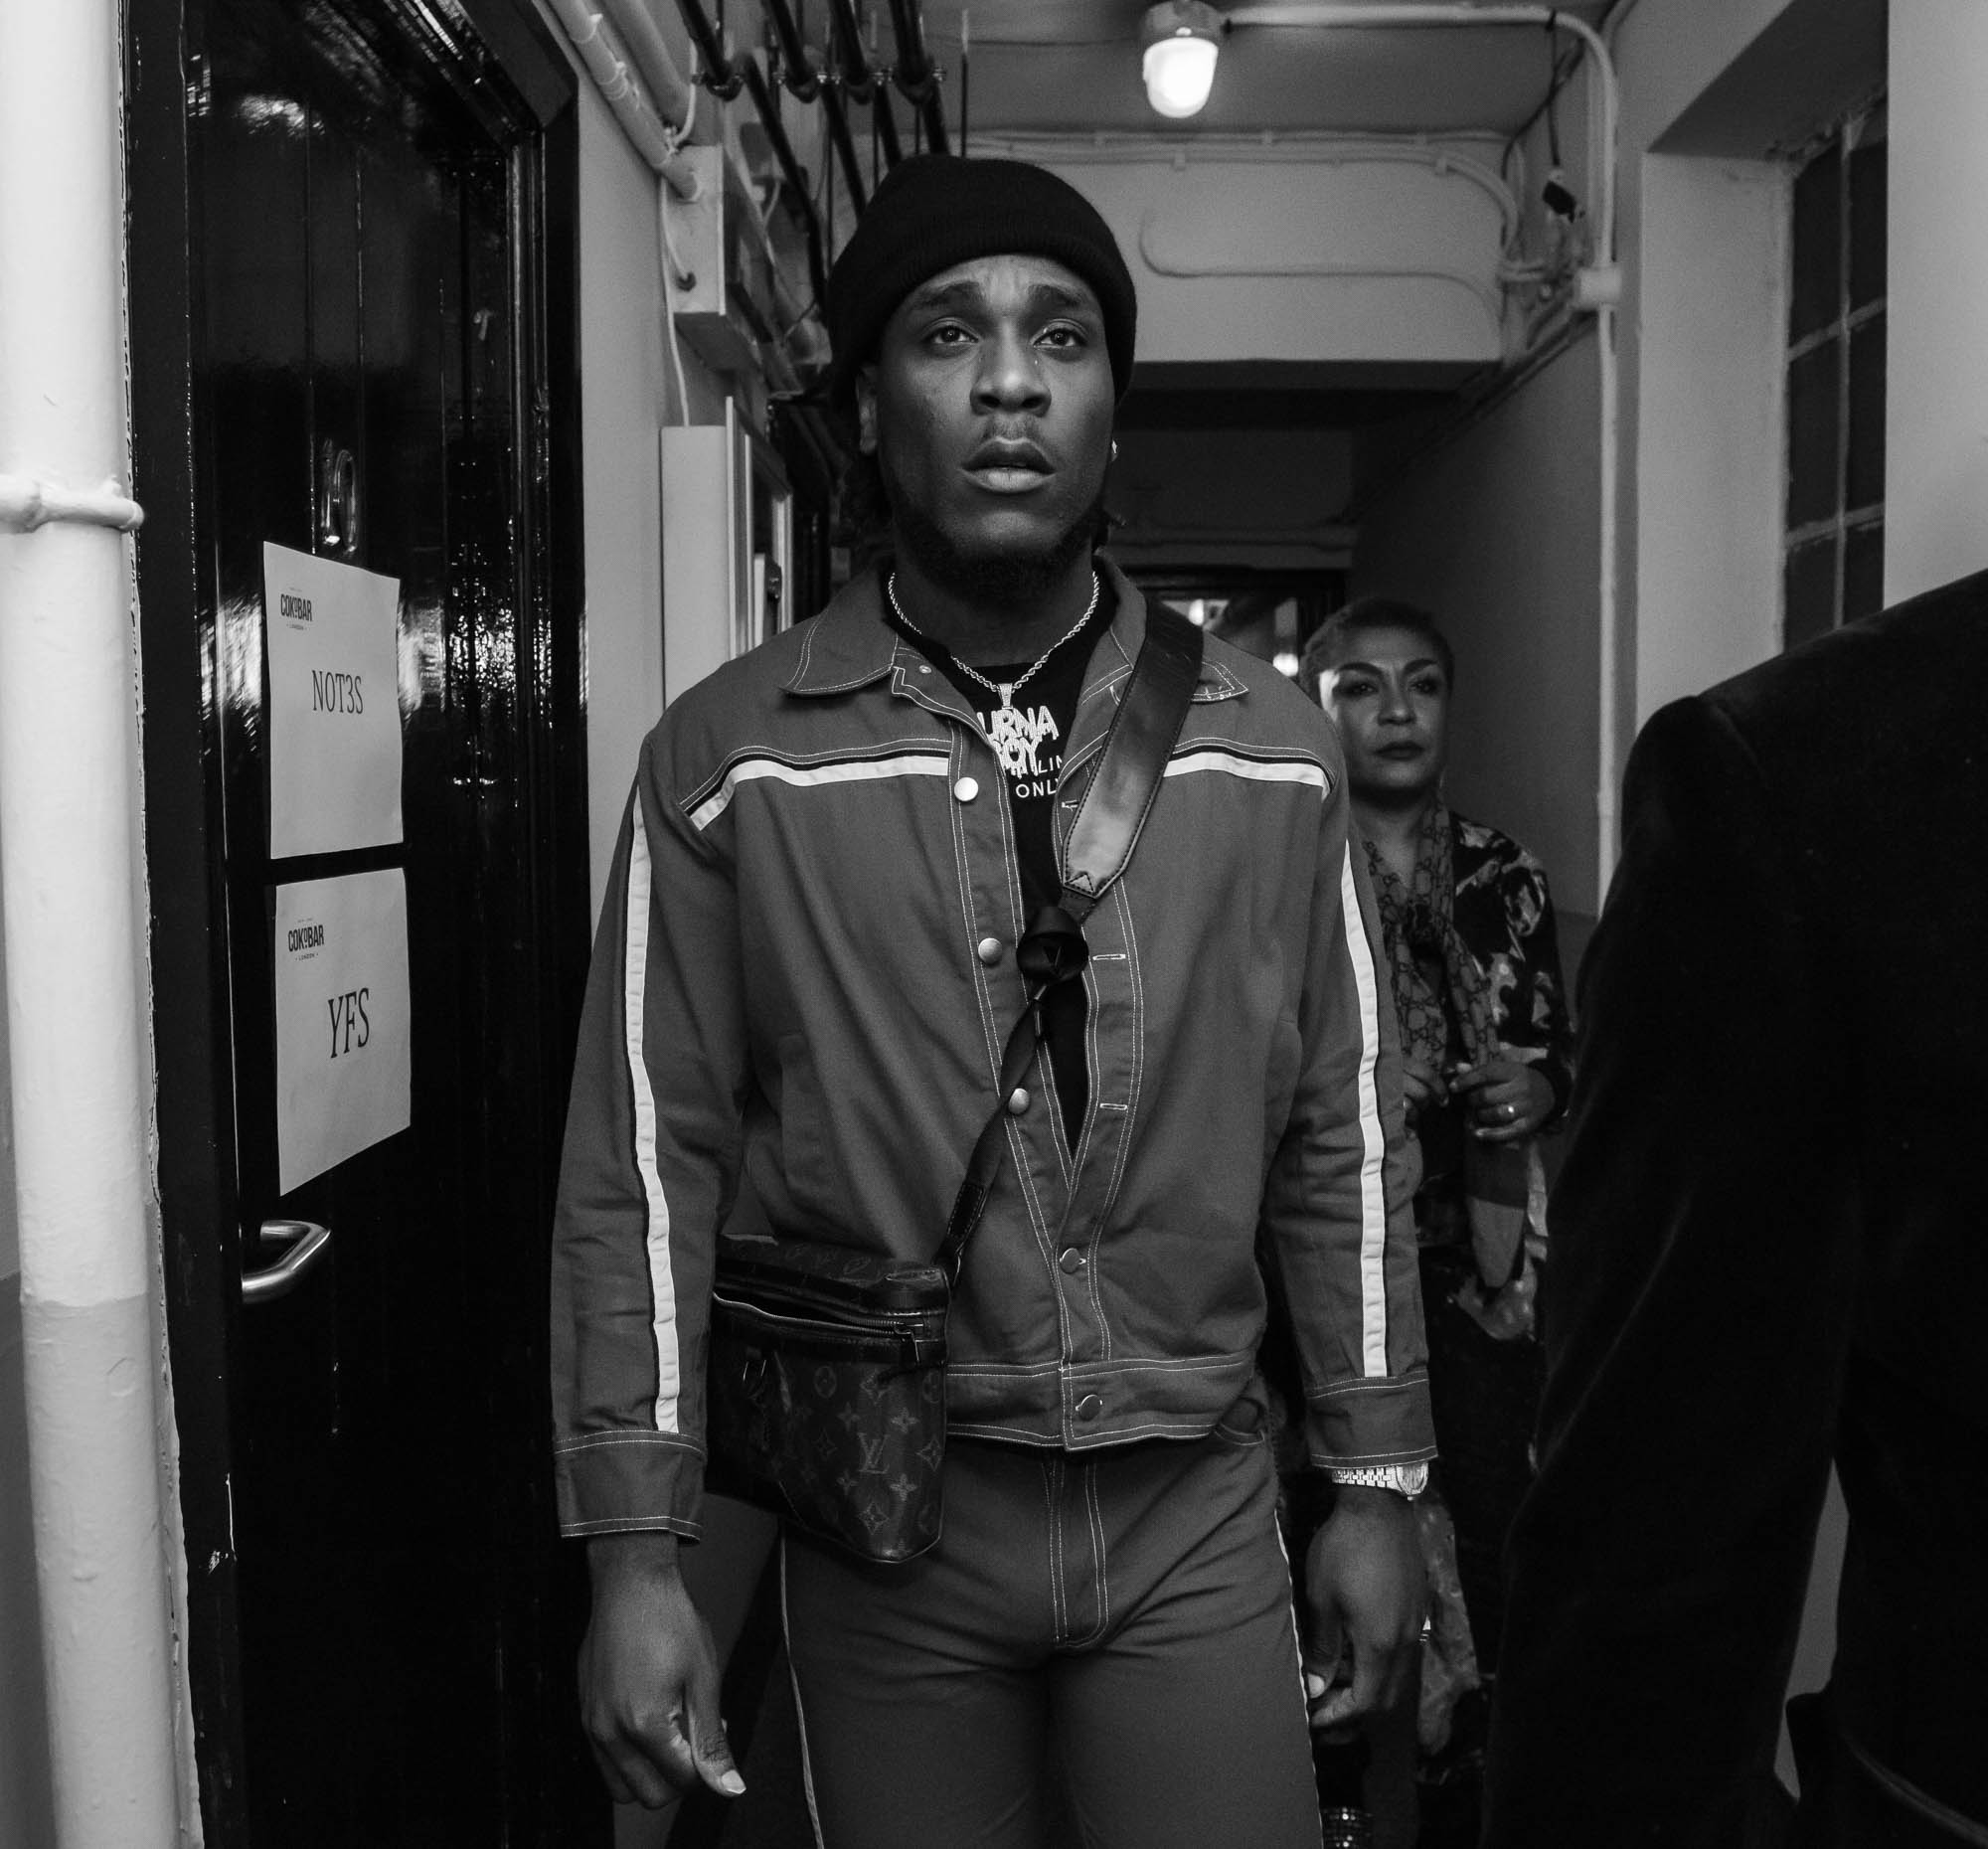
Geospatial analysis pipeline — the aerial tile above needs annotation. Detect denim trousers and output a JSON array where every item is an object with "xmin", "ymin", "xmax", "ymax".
[{"xmin": 780, "ymin": 1424, "xmax": 1325, "ymax": 1849}]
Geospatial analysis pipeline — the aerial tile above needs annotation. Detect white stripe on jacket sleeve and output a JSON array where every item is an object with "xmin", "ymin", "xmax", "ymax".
[
  {"xmin": 622, "ymin": 792, "xmax": 680, "ymax": 1432},
  {"xmin": 688, "ymin": 751, "xmax": 950, "ymax": 832},
  {"xmin": 1161, "ymin": 748, "xmax": 1331, "ymax": 793},
  {"xmin": 1338, "ymin": 843, "xmax": 1391, "ymax": 1377}
]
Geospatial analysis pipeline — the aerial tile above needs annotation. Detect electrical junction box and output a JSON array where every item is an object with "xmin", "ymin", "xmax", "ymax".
[{"xmin": 663, "ymin": 143, "xmax": 784, "ymax": 379}]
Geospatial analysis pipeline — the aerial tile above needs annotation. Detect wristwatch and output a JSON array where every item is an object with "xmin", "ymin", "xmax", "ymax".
[{"xmin": 1328, "ymin": 1461, "xmax": 1430, "ymax": 1500}]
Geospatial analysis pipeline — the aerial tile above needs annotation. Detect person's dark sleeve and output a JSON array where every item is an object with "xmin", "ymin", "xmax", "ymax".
[{"xmin": 1482, "ymin": 696, "xmax": 1858, "ymax": 1847}]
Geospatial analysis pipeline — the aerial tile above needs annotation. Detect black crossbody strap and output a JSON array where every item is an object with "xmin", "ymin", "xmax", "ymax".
[
  {"xmin": 937, "ymin": 604, "xmax": 1204, "ymax": 1278},
  {"xmin": 1059, "ymin": 603, "xmax": 1204, "ymax": 924}
]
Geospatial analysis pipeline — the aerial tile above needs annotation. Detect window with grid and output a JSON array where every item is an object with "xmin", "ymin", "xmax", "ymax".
[{"xmin": 1783, "ymin": 105, "xmax": 1887, "ymax": 650}]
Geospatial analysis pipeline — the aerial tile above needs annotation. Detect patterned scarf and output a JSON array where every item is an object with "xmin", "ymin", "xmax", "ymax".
[{"xmin": 1363, "ymin": 801, "xmax": 1530, "ymax": 1287}]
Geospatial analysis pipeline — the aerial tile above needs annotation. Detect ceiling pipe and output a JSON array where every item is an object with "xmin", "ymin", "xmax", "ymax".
[
  {"xmin": 823, "ymin": 0, "xmax": 875, "ymax": 100},
  {"xmin": 822, "ymin": 83, "xmax": 871, "ymax": 209},
  {"xmin": 740, "ymin": 55, "xmax": 830, "ymax": 306},
  {"xmin": 837, "ymin": 0, "xmax": 906, "ymax": 166},
  {"xmin": 672, "ymin": 0, "xmax": 746, "ymax": 99},
  {"xmin": 763, "ymin": 0, "xmax": 823, "ymax": 100},
  {"xmin": 1227, "ymin": 0, "xmax": 1623, "ymax": 900},
  {"xmin": 873, "ymin": 79, "xmax": 906, "ymax": 167},
  {"xmin": 553, "ymin": 0, "xmax": 701, "ymax": 197},
  {"xmin": 597, "ymin": 0, "xmax": 698, "ymax": 127},
  {"xmin": 762, "ymin": 0, "xmax": 869, "ymax": 207},
  {"xmin": 885, "ymin": 0, "xmax": 949, "ymax": 154},
  {"xmin": 1227, "ymin": 5, "xmax": 1614, "ymax": 271}
]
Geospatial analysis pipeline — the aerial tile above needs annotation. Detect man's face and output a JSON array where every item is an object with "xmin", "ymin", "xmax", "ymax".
[
  {"xmin": 1320, "ymin": 626, "xmax": 1452, "ymax": 802},
  {"xmin": 855, "ymin": 253, "xmax": 1115, "ymax": 582}
]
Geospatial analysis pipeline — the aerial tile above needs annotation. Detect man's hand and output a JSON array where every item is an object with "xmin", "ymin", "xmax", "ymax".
[
  {"xmin": 1302, "ymin": 1485, "xmax": 1426, "ymax": 1739},
  {"xmin": 1450, "ymin": 1058, "xmax": 1556, "ymax": 1142},
  {"xmin": 579, "ymin": 1533, "xmax": 746, "ymax": 1808}
]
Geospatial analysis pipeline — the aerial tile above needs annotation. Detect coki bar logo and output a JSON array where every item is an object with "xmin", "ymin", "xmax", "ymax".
[{"xmin": 284, "ymin": 916, "xmax": 372, "ymax": 1059}]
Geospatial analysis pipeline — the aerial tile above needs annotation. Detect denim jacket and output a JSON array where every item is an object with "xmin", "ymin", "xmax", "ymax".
[{"xmin": 551, "ymin": 559, "xmax": 1432, "ymax": 1538}]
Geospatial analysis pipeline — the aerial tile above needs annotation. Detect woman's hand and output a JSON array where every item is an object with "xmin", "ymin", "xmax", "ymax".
[
  {"xmin": 1401, "ymin": 1057, "xmax": 1445, "ymax": 1126},
  {"xmin": 1449, "ymin": 1058, "xmax": 1556, "ymax": 1141}
]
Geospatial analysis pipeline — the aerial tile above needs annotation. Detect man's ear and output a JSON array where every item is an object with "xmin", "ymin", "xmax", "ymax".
[{"xmin": 855, "ymin": 366, "xmax": 879, "ymax": 455}]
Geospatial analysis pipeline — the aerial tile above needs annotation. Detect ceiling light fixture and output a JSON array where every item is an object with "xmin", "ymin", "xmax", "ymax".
[{"xmin": 1140, "ymin": 1, "xmax": 1225, "ymax": 119}]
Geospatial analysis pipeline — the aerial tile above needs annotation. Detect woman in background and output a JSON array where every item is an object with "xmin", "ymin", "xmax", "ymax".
[{"xmin": 1299, "ymin": 596, "xmax": 1574, "ymax": 1847}]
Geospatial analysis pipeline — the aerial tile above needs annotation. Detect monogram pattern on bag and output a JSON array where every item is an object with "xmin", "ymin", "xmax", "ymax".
[{"xmin": 707, "ymin": 1311, "xmax": 947, "ymax": 1564}]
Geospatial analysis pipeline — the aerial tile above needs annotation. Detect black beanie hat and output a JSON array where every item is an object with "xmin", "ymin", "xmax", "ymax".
[{"xmin": 825, "ymin": 155, "xmax": 1138, "ymax": 408}]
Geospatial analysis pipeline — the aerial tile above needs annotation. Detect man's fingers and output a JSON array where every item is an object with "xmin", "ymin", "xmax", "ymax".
[
  {"xmin": 685, "ymin": 1655, "xmax": 746, "ymax": 1797},
  {"xmin": 585, "ymin": 1738, "xmax": 642, "ymax": 1808},
  {"xmin": 1301, "ymin": 1606, "xmax": 1346, "ymax": 1721},
  {"xmin": 577, "ymin": 1639, "xmax": 667, "ymax": 1807},
  {"xmin": 581, "ymin": 1701, "xmax": 693, "ymax": 1810},
  {"xmin": 1313, "ymin": 1627, "xmax": 1395, "ymax": 1736}
]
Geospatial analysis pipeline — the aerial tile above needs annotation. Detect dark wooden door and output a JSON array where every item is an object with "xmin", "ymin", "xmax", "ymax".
[{"xmin": 129, "ymin": 1, "xmax": 599, "ymax": 1841}]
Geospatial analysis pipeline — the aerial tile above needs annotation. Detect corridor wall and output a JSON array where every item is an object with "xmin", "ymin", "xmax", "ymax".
[{"xmin": 1350, "ymin": 334, "xmax": 1602, "ymax": 925}]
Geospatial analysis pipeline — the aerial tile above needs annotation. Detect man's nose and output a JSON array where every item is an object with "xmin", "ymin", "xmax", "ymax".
[{"xmin": 971, "ymin": 327, "xmax": 1050, "ymax": 414}]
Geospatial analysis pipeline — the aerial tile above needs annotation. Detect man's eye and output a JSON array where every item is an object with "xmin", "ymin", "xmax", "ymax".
[
  {"xmin": 1338, "ymin": 679, "xmax": 1378, "ymax": 698},
  {"xmin": 1411, "ymin": 677, "xmax": 1445, "ymax": 696},
  {"xmin": 1038, "ymin": 325, "xmax": 1085, "ymax": 350},
  {"xmin": 926, "ymin": 324, "xmax": 973, "ymax": 348}
]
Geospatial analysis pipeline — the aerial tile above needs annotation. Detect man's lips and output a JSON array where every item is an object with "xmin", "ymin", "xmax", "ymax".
[
  {"xmin": 1377, "ymin": 741, "xmax": 1426, "ymax": 758},
  {"xmin": 964, "ymin": 440, "xmax": 1054, "ymax": 493},
  {"xmin": 967, "ymin": 466, "xmax": 1051, "ymax": 493}
]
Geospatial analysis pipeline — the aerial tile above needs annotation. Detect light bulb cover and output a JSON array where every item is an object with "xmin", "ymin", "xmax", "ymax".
[{"xmin": 1139, "ymin": 2, "xmax": 1224, "ymax": 120}]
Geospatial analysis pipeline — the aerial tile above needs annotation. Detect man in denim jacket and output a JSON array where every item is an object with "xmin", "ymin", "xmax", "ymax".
[{"xmin": 554, "ymin": 156, "xmax": 1433, "ymax": 1849}]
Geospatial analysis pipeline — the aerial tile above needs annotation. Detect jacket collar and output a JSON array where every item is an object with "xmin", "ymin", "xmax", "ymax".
[{"xmin": 782, "ymin": 566, "xmax": 902, "ymax": 696}]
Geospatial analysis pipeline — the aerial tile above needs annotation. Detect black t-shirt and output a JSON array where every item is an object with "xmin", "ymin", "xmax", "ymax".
[{"xmin": 888, "ymin": 586, "xmax": 1114, "ymax": 1147}]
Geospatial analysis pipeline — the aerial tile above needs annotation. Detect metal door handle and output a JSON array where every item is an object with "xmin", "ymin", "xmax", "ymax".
[{"xmin": 242, "ymin": 1219, "xmax": 333, "ymax": 1305}]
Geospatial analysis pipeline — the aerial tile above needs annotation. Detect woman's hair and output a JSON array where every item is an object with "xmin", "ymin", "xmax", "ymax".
[{"xmin": 1300, "ymin": 595, "xmax": 1456, "ymax": 701}]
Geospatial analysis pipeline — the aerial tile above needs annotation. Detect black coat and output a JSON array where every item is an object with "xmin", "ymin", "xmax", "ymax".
[{"xmin": 1481, "ymin": 570, "xmax": 1988, "ymax": 1846}]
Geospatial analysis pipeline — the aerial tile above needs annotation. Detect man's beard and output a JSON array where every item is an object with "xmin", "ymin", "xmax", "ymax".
[{"xmin": 882, "ymin": 453, "xmax": 1100, "ymax": 609}]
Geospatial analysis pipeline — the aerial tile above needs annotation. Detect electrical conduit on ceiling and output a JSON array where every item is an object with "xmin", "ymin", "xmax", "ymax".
[
  {"xmin": 550, "ymin": 0, "xmax": 701, "ymax": 198},
  {"xmin": 0, "ymin": 0, "xmax": 186, "ymax": 1843},
  {"xmin": 1227, "ymin": 1, "xmax": 1623, "ymax": 899}
]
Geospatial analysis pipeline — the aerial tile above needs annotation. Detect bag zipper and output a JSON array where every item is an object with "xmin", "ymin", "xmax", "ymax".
[{"xmin": 711, "ymin": 1288, "xmax": 946, "ymax": 1365}]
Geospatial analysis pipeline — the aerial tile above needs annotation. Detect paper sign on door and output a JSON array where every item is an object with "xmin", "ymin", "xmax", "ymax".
[
  {"xmin": 263, "ymin": 541, "xmax": 403, "ymax": 858},
  {"xmin": 273, "ymin": 870, "xmax": 413, "ymax": 1193}
]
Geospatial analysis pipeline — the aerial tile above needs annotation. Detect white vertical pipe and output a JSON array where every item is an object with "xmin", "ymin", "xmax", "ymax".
[
  {"xmin": 0, "ymin": 1, "xmax": 182, "ymax": 1844},
  {"xmin": 1593, "ymin": 299, "xmax": 1619, "ymax": 904}
]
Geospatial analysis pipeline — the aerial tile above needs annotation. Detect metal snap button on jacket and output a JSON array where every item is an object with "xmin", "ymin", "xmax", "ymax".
[
  {"xmin": 976, "ymin": 935, "xmax": 1004, "ymax": 965},
  {"xmin": 1076, "ymin": 1394, "xmax": 1103, "ymax": 1422},
  {"xmin": 953, "ymin": 775, "xmax": 978, "ymax": 802},
  {"xmin": 1006, "ymin": 1087, "xmax": 1030, "ymax": 1115},
  {"xmin": 1058, "ymin": 1247, "xmax": 1085, "ymax": 1274}
]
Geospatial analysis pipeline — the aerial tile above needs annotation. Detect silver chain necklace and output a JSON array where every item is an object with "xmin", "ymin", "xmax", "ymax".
[{"xmin": 887, "ymin": 570, "xmax": 1101, "ymax": 713}]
